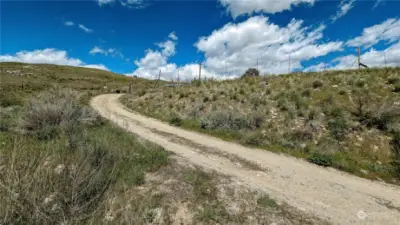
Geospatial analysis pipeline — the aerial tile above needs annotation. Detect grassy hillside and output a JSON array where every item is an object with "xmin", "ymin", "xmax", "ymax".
[
  {"xmin": 122, "ymin": 67, "xmax": 400, "ymax": 184},
  {"xmin": 0, "ymin": 62, "xmax": 157, "ymax": 106},
  {"xmin": 0, "ymin": 63, "xmax": 320, "ymax": 224}
]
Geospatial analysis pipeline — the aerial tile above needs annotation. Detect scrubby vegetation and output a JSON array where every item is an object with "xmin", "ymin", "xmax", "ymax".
[
  {"xmin": 0, "ymin": 62, "xmax": 320, "ymax": 224},
  {"xmin": 122, "ymin": 67, "xmax": 400, "ymax": 184}
]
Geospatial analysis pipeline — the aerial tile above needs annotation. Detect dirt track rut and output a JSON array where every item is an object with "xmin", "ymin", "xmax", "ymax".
[{"xmin": 91, "ymin": 94, "xmax": 400, "ymax": 225}]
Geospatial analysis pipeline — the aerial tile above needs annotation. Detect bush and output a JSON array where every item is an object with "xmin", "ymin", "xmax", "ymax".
[
  {"xmin": 192, "ymin": 79, "xmax": 201, "ymax": 87},
  {"xmin": 388, "ymin": 77, "xmax": 399, "ymax": 85},
  {"xmin": 138, "ymin": 89, "xmax": 146, "ymax": 97},
  {"xmin": 312, "ymin": 80, "xmax": 324, "ymax": 89},
  {"xmin": 392, "ymin": 131, "xmax": 400, "ymax": 159},
  {"xmin": 0, "ymin": 123, "xmax": 169, "ymax": 225},
  {"xmin": 0, "ymin": 92, "xmax": 24, "ymax": 107},
  {"xmin": 200, "ymin": 110, "xmax": 261, "ymax": 130},
  {"xmin": 169, "ymin": 115, "xmax": 182, "ymax": 126},
  {"xmin": 328, "ymin": 117, "xmax": 349, "ymax": 141},
  {"xmin": 17, "ymin": 89, "xmax": 100, "ymax": 140},
  {"xmin": 301, "ymin": 89, "xmax": 311, "ymax": 97},
  {"xmin": 393, "ymin": 83, "xmax": 400, "ymax": 93},
  {"xmin": 203, "ymin": 96, "xmax": 209, "ymax": 102},
  {"xmin": 241, "ymin": 132, "xmax": 265, "ymax": 146},
  {"xmin": 355, "ymin": 80, "xmax": 365, "ymax": 88},
  {"xmin": 242, "ymin": 68, "xmax": 260, "ymax": 78},
  {"xmin": 308, "ymin": 152, "xmax": 333, "ymax": 167}
]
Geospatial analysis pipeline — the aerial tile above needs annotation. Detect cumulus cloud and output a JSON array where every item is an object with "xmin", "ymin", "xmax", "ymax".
[
  {"xmin": 78, "ymin": 24, "xmax": 93, "ymax": 33},
  {"xmin": 305, "ymin": 41, "xmax": 400, "ymax": 71},
  {"xmin": 331, "ymin": 0, "xmax": 356, "ymax": 22},
  {"xmin": 0, "ymin": 48, "xmax": 109, "ymax": 71},
  {"xmin": 130, "ymin": 16, "xmax": 343, "ymax": 80},
  {"xmin": 195, "ymin": 16, "xmax": 342, "ymax": 76},
  {"xmin": 64, "ymin": 21, "xmax": 74, "ymax": 26},
  {"xmin": 89, "ymin": 46, "xmax": 124, "ymax": 58},
  {"xmin": 219, "ymin": 0, "xmax": 315, "ymax": 18},
  {"xmin": 127, "ymin": 32, "xmax": 231, "ymax": 81},
  {"xmin": 346, "ymin": 18, "xmax": 400, "ymax": 48}
]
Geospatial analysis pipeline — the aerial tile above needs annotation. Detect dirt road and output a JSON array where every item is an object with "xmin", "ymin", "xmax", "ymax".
[{"xmin": 91, "ymin": 94, "xmax": 400, "ymax": 225}]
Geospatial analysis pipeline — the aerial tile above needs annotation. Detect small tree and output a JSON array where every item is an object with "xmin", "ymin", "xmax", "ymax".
[{"xmin": 242, "ymin": 68, "xmax": 260, "ymax": 78}]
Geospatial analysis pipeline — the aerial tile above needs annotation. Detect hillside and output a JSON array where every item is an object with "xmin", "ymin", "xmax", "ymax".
[
  {"xmin": 122, "ymin": 67, "xmax": 400, "ymax": 184},
  {"xmin": 0, "ymin": 62, "xmax": 156, "ymax": 105},
  {"xmin": 0, "ymin": 63, "xmax": 324, "ymax": 224}
]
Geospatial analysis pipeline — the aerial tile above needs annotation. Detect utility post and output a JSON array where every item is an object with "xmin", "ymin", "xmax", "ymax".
[
  {"xmin": 257, "ymin": 57, "xmax": 259, "ymax": 71},
  {"xmin": 383, "ymin": 51, "xmax": 387, "ymax": 67},
  {"xmin": 198, "ymin": 62, "xmax": 202, "ymax": 82},
  {"xmin": 357, "ymin": 47, "xmax": 361, "ymax": 70}
]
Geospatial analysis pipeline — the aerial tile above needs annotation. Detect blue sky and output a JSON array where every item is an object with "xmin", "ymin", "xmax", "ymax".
[{"xmin": 1, "ymin": 0, "xmax": 399, "ymax": 80}]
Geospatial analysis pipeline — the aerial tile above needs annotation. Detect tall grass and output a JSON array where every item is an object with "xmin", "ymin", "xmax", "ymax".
[{"xmin": 0, "ymin": 89, "xmax": 169, "ymax": 224}]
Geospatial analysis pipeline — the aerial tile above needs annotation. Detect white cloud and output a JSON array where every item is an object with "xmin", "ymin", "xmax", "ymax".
[
  {"xmin": 130, "ymin": 17, "xmax": 343, "ymax": 80},
  {"xmin": 373, "ymin": 0, "xmax": 384, "ymax": 9},
  {"xmin": 219, "ymin": 0, "xmax": 315, "ymax": 18},
  {"xmin": 64, "ymin": 21, "xmax": 74, "ymax": 26},
  {"xmin": 98, "ymin": 0, "xmax": 147, "ymax": 9},
  {"xmin": 169, "ymin": 32, "xmax": 178, "ymax": 41},
  {"xmin": 333, "ymin": 41, "xmax": 400, "ymax": 69},
  {"xmin": 0, "ymin": 48, "xmax": 109, "ymax": 71},
  {"xmin": 98, "ymin": 0, "xmax": 115, "ymax": 6},
  {"xmin": 195, "ymin": 16, "xmax": 342, "ymax": 76},
  {"xmin": 83, "ymin": 64, "xmax": 110, "ymax": 71},
  {"xmin": 78, "ymin": 24, "xmax": 93, "ymax": 33},
  {"xmin": 303, "ymin": 62, "xmax": 328, "ymax": 72},
  {"xmin": 127, "ymin": 32, "xmax": 229, "ymax": 81},
  {"xmin": 305, "ymin": 41, "xmax": 400, "ymax": 71},
  {"xmin": 331, "ymin": 0, "xmax": 356, "ymax": 22},
  {"xmin": 89, "ymin": 46, "xmax": 124, "ymax": 58},
  {"xmin": 346, "ymin": 18, "xmax": 400, "ymax": 48}
]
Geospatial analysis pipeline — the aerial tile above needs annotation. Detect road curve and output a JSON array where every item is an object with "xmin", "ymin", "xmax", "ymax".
[{"xmin": 91, "ymin": 94, "xmax": 400, "ymax": 225}]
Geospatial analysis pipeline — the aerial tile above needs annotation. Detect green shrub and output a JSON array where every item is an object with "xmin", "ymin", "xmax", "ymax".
[
  {"xmin": 257, "ymin": 195, "xmax": 277, "ymax": 208},
  {"xmin": 308, "ymin": 152, "xmax": 333, "ymax": 167},
  {"xmin": 0, "ymin": 92, "xmax": 24, "ymax": 107},
  {"xmin": 192, "ymin": 79, "xmax": 201, "ymax": 87},
  {"xmin": 212, "ymin": 94, "xmax": 218, "ymax": 101},
  {"xmin": 355, "ymin": 80, "xmax": 365, "ymax": 88},
  {"xmin": 328, "ymin": 117, "xmax": 348, "ymax": 141},
  {"xmin": 388, "ymin": 77, "xmax": 400, "ymax": 85},
  {"xmin": 200, "ymin": 110, "xmax": 262, "ymax": 131},
  {"xmin": 203, "ymin": 96, "xmax": 209, "ymax": 102},
  {"xmin": 312, "ymin": 80, "xmax": 324, "ymax": 89},
  {"xmin": 241, "ymin": 132, "xmax": 265, "ymax": 146},
  {"xmin": 301, "ymin": 89, "xmax": 311, "ymax": 97},
  {"xmin": 242, "ymin": 68, "xmax": 260, "ymax": 78},
  {"xmin": 169, "ymin": 115, "xmax": 182, "ymax": 126},
  {"xmin": 393, "ymin": 83, "xmax": 400, "ymax": 93},
  {"xmin": 17, "ymin": 89, "xmax": 100, "ymax": 140}
]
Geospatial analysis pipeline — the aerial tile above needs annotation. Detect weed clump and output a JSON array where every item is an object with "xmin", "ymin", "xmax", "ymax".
[
  {"xmin": 17, "ymin": 89, "xmax": 100, "ymax": 140},
  {"xmin": 312, "ymin": 80, "xmax": 324, "ymax": 89}
]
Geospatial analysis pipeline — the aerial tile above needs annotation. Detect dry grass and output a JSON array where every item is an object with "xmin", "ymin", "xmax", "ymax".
[
  {"xmin": 121, "ymin": 67, "xmax": 400, "ymax": 184},
  {"xmin": 0, "ymin": 63, "xmax": 322, "ymax": 224}
]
